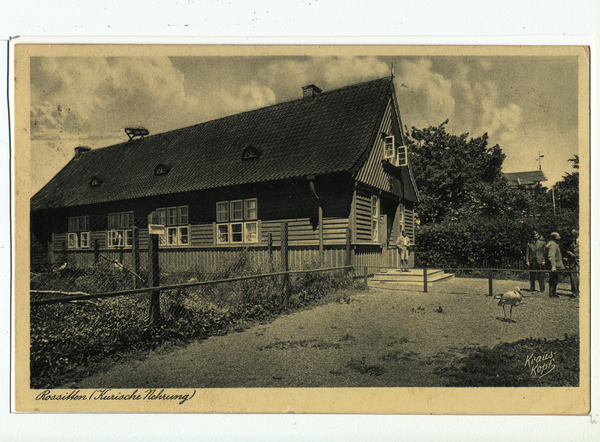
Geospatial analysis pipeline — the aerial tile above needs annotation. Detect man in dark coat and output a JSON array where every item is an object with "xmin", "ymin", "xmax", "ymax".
[
  {"xmin": 545, "ymin": 232, "xmax": 565, "ymax": 298},
  {"xmin": 525, "ymin": 230, "xmax": 546, "ymax": 292},
  {"xmin": 566, "ymin": 229, "xmax": 579, "ymax": 298}
]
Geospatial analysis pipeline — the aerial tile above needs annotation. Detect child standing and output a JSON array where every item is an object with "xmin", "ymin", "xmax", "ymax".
[{"xmin": 396, "ymin": 230, "xmax": 411, "ymax": 272}]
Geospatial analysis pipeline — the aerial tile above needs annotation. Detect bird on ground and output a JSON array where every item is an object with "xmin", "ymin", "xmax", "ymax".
[{"xmin": 494, "ymin": 287, "xmax": 524, "ymax": 322}]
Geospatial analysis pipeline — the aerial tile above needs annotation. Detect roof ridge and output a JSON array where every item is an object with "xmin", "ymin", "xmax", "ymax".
[
  {"xmin": 84, "ymin": 76, "xmax": 394, "ymax": 153},
  {"xmin": 31, "ymin": 75, "xmax": 396, "ymax": 210}
]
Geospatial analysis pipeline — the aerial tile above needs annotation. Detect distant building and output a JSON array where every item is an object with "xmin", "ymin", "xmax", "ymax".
[{"xmin": 503, "ymin": 170, "xmax": 548, "ymax": 189}]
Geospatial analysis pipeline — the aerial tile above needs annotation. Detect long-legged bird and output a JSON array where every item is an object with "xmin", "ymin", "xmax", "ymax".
[{"xmin": 494, "ymin": 287, "xmax": 524, "ymax": 322}]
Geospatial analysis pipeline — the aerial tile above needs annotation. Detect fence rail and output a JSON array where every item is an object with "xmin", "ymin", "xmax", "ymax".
[
  {"xmin": 31, "ymin": 265, "xmax": 354, "ymax": 306},
  {"xmin": 359, "ymin": 265, "xmax": 578, "ymax": 295}
]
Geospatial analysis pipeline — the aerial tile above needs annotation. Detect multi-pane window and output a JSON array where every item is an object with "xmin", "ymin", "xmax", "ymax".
[
  {"xmin": 244, "ymin": 199, "xmax": 257, "ymax": 220},
  {"xmin": 108, "ymin": 211, "xmax": 134, "ymax": 248},
  {"xmin": 156, "ymin": 205, "xmax": 189, "ymax": 247},
  {"xmin": 80, "ymin": 232, "xmax": 90, "ymax": 248},
  {"xmin": 67, "ymin": 215, "xmax": 90, "ymax": 249},
  {"xmin": 398, "ymin": 145, "xmax": 408, "ymax": 166},
  {"xmin": 383, "ymin": 135, "xmax": 408, "ymax": 167},
  {"xmin": 231, "ymin": 200, "xmax": 243, "ymax": 221},
  {"xmin": 217, "ymin": 202, "xmax": 229, "ymax": 222},
  {"xmin": 372, "ymin": 195, "xmax": 379, "ymax": 243},
  {"xmin": 216, "ymin": 198, "xmax": 259, "ymax": 244},
  {"xmin": 384, "ymin": 135, "xmax": 396, "ymax": 163}
]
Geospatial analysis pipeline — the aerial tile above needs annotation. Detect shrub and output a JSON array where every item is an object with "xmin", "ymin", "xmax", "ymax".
[
  {"xmin": 415, "ymin": 211, "xmax": 579, "ymax": 270},
  {"xmin": 30, "ymin": 255, "xmax": 362, "ymax": 389}
]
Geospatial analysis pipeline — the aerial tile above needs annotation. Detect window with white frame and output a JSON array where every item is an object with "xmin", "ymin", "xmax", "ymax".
[
  {"xmin": 156, "ymin": 205, "xmax": 190, "ymax": 247},
  {"xmin": 67, "ymin": 215, "xmax": 90, "ymax": 249},
  {"xmin": 107, "ymin": 211, "xmax": 134, "ymax": 248},
  {"xmin": 384, "ymin": 135, "xmax": 396, "ymax": 164},
  {"xmin": 372, "ymin": 195, "xmax": 379, "ymax": 243},
  {"xmin": 397, "ymin": 145, "xmax": 408, "ymax": 166},
  {"xmin": 216, "ymin": 198, "xmax": 259, "ymax": 245}
]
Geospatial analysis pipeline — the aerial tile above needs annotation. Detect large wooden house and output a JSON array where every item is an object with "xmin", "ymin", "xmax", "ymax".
[{"xmin": 30, "ymin": 77, "xmax": 420, "ymax": 272}]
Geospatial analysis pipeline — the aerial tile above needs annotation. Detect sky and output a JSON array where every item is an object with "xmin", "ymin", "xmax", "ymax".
[{"xmin": 29, "ymin": 53, "xmax": 581, "ymax": 196}]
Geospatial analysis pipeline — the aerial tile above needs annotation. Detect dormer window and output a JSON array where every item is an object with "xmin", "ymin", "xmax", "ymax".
[
  {"xmin": 154, "ymin": 164, "xmax": 170, "ymax": 176},
  {"xmin": 242, "ymin": 146, "xmax": 261, "ymax": 161},
  {"xmin": 90, "ymin": 176, "xmax": 102, "ymax": 187}
]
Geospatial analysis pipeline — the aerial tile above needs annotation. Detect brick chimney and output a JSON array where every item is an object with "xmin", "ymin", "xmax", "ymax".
[
  {"xmin": 302, "ymin": 84, "xmax": 322, "ymax": 101},
  {"xmin": 74, "ymin": 146, "xmax": 91, "ymax": 159}
]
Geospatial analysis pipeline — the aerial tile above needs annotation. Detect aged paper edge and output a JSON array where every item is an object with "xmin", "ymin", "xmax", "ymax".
[{"xmin": 13, "ymin": 43, "xmax": 591, "ymax": 414}]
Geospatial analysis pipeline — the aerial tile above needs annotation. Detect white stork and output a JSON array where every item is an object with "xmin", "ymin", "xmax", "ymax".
[{"xmin": 494, "ymin": 287, "xmax": 524, "ymax": 322}]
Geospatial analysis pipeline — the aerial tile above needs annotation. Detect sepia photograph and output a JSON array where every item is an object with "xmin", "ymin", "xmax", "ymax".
[{"xmin": 14, "ymin": 44, "xmax": 590, "ymax": 414}]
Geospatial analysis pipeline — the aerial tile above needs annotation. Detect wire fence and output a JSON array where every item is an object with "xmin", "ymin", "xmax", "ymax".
[
  {"xmin": 29, "ymin": 218, "xmax": 579, "ymax": 388},
  {"xmin": 29, "ymin": 223, "xmax": 362, "ymax": 388}
]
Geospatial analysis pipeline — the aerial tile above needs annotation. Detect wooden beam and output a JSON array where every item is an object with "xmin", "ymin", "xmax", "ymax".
[
  {"xmin": 30, "ymin": 265, "xmax": 355, "ymax": 306},
  {"xmin": 318, "ymin": 204, "xmax": 323, "ymax": 254},
  {"xmin": 148, "ymin": 234, "xmax": 160, "ymax": 325}
]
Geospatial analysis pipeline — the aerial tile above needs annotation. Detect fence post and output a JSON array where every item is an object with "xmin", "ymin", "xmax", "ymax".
[
  {"xmin": 318, "ymin": 203, "xmax": 323, "ymax": 263},
  {"xmin": 345, "ymin": 227, "xmax": 352, "ymax": 274},
  {"xmin": 93, "ymin": 240, "xmax": 99, "ymax": 264},
  {"xmin": 61, "ymin": 241, "xmax": 67, "ymax": 264},
  {"xmin": 363, "ymin": 266, "xmax": 368, "ymax": 286},
  {"xmin": 280, "ymin": 222, "xmax": 291, "ymax": 304},
  {"xmin": 267, "ymin": 233, "xmax": 273, "ymax": 270},
  {"xmin": 488, "ymin": 272, "xmax": 494, "ymax": 297},
  {"xmin": 132, "ymin": 226, "xmax": 139, "ymax": 289},
  {"xmin": 423, "ymin": 268, "xmax": 428, "ymax": 293},
  {"xmin": 148, "ymin": 233, "xmax": 160, "ymax": 325}
]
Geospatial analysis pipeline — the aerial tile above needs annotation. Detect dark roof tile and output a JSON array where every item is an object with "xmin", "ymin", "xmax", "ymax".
[
  {"xmin": 503, "ymin": 170, "xmax": 548, "ymax": 186},
  {"xmin": 31, "ymin": 77, "xmax": 393, "ymax": 211}
]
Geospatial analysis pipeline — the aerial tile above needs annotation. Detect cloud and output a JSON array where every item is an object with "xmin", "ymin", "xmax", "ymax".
[
  {"xmin": 30, "ymin": 57, "xmax": 199, "ymax": 146},
  {"xmin": 219, "ymin": 80, "xmax": 276, "ymax": 115},
  {"xmin": 471, "ymin": 80, "xmax": 522, "ymax": 138},
  {"xmin": 320, "ymin": 56, "xmax": 390, "ymax": 88},
  {"xmin": 261, "ymin": 56, "xmax": 390, "ymax": 99},
  {"xmin": 395, "ymin": 58, "xmax": 456, "ymax": 130}
]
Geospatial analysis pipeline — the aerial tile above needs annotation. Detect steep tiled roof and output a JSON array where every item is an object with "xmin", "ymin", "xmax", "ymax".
[
  {"xmin": 31, "ymin": 77, "xmax": 393, "ymax": 211},
  {"xmin": 503, "ymin": 170, "xmax": 548, "ymax": 186}
]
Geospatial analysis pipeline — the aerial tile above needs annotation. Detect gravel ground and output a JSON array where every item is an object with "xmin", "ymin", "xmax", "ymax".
[{"xmin": 74, "ymin": 277, "xmax": 580, "ymax": 389}]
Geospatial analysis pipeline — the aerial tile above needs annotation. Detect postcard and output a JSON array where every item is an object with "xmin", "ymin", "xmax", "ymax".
[{"xmin": 13, "ymin": 43, "xmax": 590, "ymax": 413}]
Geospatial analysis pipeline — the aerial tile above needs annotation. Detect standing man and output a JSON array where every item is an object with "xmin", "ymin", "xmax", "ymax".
[
  {"xmin": 396, "ymin": 230, "xmax": 411, "ymax": 272},
  {"xmin": 525, "ymin": 230, "xmax": 546, "ymax": 292},
  {"xmin": 566, "ymin": 229, "xmax": 579, "ymax": 298},
  {"xmin": 545, "ymin": 232, "xmax": 565, "ymax": 298}
]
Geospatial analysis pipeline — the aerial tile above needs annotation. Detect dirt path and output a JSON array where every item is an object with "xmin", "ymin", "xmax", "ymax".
[{"xmin": 74, "ymin": 278, "xmax": 580, "ymax": 388}]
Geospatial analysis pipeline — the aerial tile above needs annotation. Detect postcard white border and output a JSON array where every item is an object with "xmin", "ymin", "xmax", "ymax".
[{"xmin": 3, "ymin": 4, "xmax": 600, "ymax": 442}]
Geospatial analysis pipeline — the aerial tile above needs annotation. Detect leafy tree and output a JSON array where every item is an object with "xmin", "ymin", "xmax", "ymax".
[
  {"xmin": 551, "ymin": 155, "xmax": 579, "ymax": 213},
  {"xmin": 406, "ymin": 120, "xmax": 506, "ymax": 224}
]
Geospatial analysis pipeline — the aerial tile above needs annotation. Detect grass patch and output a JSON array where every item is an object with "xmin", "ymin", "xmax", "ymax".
[
  {"xmin": 339, "ymin": 333, "xmax": 356, "ymax": 342},
  {"xmin": 259, "ymin": 339, "xmax": 341, "ymax": 351},
  {"xmin": 434, "ymin": 334, "xmax": 579, "ymax": 387},
  {"xmin": 30, "ymin": 257, "xmax": 367, "ymax": 389},
  {"xmin": 381, "ymin": 350, "xmax": 420, "ymax": 362},
  {"xmin": 347, "ymin": 357, "xmax": 386, "ymax": 376}
]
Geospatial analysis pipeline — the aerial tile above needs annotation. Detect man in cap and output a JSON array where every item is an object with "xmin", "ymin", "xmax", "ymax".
[
  {"xmin": 545, "ymin": 232, "xmax": 565, "ymax": 298},
  {"xmin": 566, "ymin": 229, "xmax": 580, "ymax": 298},
  {"xmin": 525, "ymin": 230, "xmax": 546, "ymax": 292}
]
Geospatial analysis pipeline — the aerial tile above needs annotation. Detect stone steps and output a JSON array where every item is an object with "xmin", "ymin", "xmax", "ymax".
[{"xmin": 368, "ymin": 268, "xmax": 454, "ymax": 290}]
